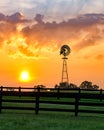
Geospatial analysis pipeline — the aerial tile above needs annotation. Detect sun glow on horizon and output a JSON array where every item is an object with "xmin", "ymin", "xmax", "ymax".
[{"xmin": 19, "ymin": 71, "xmax": 30, "ymax": 82}]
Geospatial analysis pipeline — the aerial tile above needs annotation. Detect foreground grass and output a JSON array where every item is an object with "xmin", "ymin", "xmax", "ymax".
[
  {"xmin": 0, "ymin": 111, "xmax": 104, "ymax": 130},
  {"xmin": 1, "ymin": 93, "xmax": 104, "ymax": 130}
]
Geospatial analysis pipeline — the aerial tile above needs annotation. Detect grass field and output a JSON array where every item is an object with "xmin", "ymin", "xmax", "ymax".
[
  {"xmin": 0, "ymin": 111, "xmax": 104, "ymax": 130},
  {"xmin": 1, "ymin": 97, "xmax": 104, "ymax": 130},
  {"xmin": 0, "ymin": 90, "xmax": 104, "ymax": 130}
]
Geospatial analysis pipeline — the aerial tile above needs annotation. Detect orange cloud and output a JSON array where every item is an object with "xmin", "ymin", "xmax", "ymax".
[{"xmin": 0, "ymin": 13, "xmax": 104, "ymax": 60}]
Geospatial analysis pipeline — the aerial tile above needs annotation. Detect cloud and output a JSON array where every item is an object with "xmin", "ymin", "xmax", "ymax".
[
  {"xmin": 81, "ymin": 0, "xmax": 104, "ymax": 14},
  {"xmin": 33, "ymin": 0, "xmax": 104, "ymax": 22},
  {"xmin": 0, "ymin": 12, "xmax": 104, "ymax": 59},
  {"xmin": 1, "ymin": 0, "xmax": 104, "ymax": 21},
  {"xmin": 0, "ymin": 12, "xmax": 29, "ymax": 23}
]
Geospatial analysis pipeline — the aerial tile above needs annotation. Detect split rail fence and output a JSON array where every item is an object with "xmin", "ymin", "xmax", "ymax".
[{"xmin": 0, "ymin": 86, "xmax": 104, "ymax": 116}]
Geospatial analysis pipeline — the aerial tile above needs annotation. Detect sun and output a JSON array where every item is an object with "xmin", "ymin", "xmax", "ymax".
[{"xmin": 20, "ymin": 71, "xmax": 30, "ymax": 82}]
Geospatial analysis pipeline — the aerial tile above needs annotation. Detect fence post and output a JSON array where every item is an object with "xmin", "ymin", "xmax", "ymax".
[
  {"xmin": 19, "ymin": 86, "xmax": 21, "ymax": 97},
  {"xmin": 0, "ymin": 86, "xmax": 3, "ymax": 113},
  {"xmin": 78, "ymin": 88, "xmax": 81, "ymax": 100},
  {"xmin": 35, "ymin": 87, "xmax": 40, "ymax": 114},
  {"xmin": 57, "ymin": 87, "xmax": 60, "ymax": 99},
  {"xmin": 75, "ymin": 94, "xmax": 79, "ymax": 116},
  {"xmin": 78, "ymin": 88, "xmax": 81, "ymax": 95},
  {"xmin": 100, "ymin": 89, "xmax": 102, "ymax": 101}
]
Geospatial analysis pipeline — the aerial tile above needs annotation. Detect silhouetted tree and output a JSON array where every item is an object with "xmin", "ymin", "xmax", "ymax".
[
  {"xmin": 69, "ymin": 83, "xmax": 78, "ymax": 88},
  {"xmin": 57, "ymin": 82, "xmax": 78, "ymax": 89},
  {"xmin": 59, "ymin": 82, "xmax": 69, "ymax": 88},
  {"xmin": 54, "ymin": 84, "xmax": 59, "ymax": 89},
  {"xmin": 79, "ymin": 81, "xmax": 99, "ymax": 90},
  {"xmin": 92, "ymin": 84, "xmax": 99, "ymax": 90},
  {"xmin": 34, "ymin": 84, "xmax": 46, "ymax": 92},
  {"xmin": 34, "ymin": 84, "xmax": 46, "ymax": 89},
  {"xmin": 80, "ymin": 81, "xmax": 92, "ymax": 89}
]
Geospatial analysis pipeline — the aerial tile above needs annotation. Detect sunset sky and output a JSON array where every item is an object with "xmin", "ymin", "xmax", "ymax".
[{"xmin": 0, "ymin": 0, "xmax": 104, "ymax": 88}]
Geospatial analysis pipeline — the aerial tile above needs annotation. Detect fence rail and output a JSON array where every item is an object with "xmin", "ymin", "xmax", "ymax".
[{"xmin": 0, "ymin": 86, "xmax": 104, "ymax": 116}]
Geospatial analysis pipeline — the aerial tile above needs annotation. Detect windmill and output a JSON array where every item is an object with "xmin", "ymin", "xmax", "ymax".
[{"xmin": 60, "ymin": 45, "xmax": 71, "ymax": 88}]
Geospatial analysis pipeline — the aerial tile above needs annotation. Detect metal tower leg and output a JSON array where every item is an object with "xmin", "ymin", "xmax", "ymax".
[{"xmin": 61, "ymin": 58, "xmax": 69, "ymax": 83}]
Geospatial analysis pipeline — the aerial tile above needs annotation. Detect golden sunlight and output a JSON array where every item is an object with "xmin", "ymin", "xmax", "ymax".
[{"xmin": 20, "ymin": 71, "xmax": 30, "ymax": 82}]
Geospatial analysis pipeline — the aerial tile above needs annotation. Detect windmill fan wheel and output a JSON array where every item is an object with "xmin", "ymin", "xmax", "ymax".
[{"xmin": 60, "ymin": 45, "xmax": 71, "ymax": 56}]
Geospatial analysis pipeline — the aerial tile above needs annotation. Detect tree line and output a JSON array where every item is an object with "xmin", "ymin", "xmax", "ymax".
[
  {"xmin": 3, "ymin": 80, "xmax": 99, "ymax": 92},
  {"xmin": 55, "ymin": 80, "xmax": 99, "ymax": 90}
]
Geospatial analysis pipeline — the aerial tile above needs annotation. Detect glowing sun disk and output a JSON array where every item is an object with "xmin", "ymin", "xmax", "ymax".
[{"xmin": 20, "ymin": 71, "xmax": 30, "ymax": 82}]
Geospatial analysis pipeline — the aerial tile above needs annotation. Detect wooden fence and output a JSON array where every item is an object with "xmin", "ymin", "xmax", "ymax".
[{"xmin": 0, "ymin": 86, "xmax": 104, "ymax": 116}]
